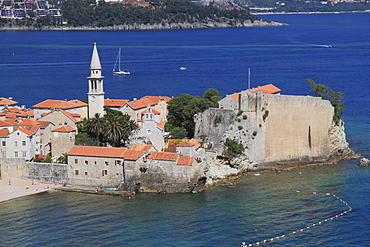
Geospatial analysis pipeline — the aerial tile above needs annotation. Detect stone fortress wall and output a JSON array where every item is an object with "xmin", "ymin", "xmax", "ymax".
[{"xmin": 195, "ymin": 91, "xmax": 352, "ymax": 168}]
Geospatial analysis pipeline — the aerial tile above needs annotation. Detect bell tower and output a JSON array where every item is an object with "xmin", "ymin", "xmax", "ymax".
[{"xmin": 88, "ymin": 42, "xmax": 105, "ymax": 118}]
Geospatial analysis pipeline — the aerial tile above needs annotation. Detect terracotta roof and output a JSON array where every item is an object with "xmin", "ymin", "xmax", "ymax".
[
  {"xmin": 189, "ymin": 139, "xmax": 202, "ymax": 149},
  {"xmin": 0, "ymin": 129, "xmax": 9, "ymax": 137},
  {"xmin": 4, "ymin": 118, "xmax": 39, "ymax": 126},
  {"xmin": 33, "ymin": 99, "xmax": 84, "ymax": 109},
  {"xmin": 126, "ymin": 96, "xmax": 172, "ymax": 110},
  {"xmin": 68, "ymin": 146, "xmax": 128, "ymax": 158},
  {"xmin": 251, "ymin": 84, "xmax": 281, "ymax": 94},
  {"xmin": 0, "ymin": 120, "xmax": 12, "ymax": 127},
  {"xmin": 38, "ymin": 121, "xmax": 54, "ymax": 129},
  {"xmin": 123, "ymin": 144, "xmax": 152, "ymax": 161},
  {"xmin": 0, "ymin": 97, "xmax": 18, "ymax": 106},
  {"xmin": 52, "ymin": 126, "xmax": 76, "ymax": 132},
  {"xmin": 156, "ymin": 121, "xmax": 165, "ymax": 130},
  {"xmin": 14, "ymin": 125, "xmax": 39, "ymax": 136},
  {"xmin": 147, "ymin": 151, "xmax": 179, "ymax": 161},
  {"xmin": 68, "ymin": 100, "xmax": 88, "ymax": 107},
  {"xmin": 141, "ymin": 109, "xmax": 160, "ymax": 115},
  {"xmin": 229, "ymin": 92, "xmax": 240, "ymax": 102},
  {"xmin": 177, "ymin": 141, "xmax": 196, "ymax": 147},
  {"xmin": 104, "ymin": 99, "xmax": 129, "ymax": 107},
  {"xmin": 177, "ymin": 156, "xmax": 194, "ymax": 166}
]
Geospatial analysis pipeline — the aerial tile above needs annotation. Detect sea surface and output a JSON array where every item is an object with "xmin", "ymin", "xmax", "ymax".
[{"xmin": 0, "ymin": 13, "xmax": 370, "ymax": 246}]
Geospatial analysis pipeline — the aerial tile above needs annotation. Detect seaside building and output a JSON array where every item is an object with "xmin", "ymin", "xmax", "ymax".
[{"xmin": 32, "ymin": 99, "xmax": 87, "ymax": 120}]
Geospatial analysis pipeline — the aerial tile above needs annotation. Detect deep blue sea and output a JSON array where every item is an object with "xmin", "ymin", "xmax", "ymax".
[{"xmin": 0, "ymin": 13, "xmax": 370, "ymax": 246}]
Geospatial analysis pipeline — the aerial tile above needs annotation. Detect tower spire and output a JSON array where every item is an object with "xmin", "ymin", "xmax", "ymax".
[{"xmin": 90, "ymin": 42, "xmax": 101, "ymax": 70}]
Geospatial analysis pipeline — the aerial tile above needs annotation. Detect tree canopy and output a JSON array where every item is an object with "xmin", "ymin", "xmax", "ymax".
[
  {"xmin": 165, "ymin": 88, "xmax": 221, "ymax": 138},
  {"xmin": 307, "ymin": 79, "xmax": 345, "ymax": 125},
  {"xmin": 76, "ymin": 107, "xmax": 139, "ymax": 147}
]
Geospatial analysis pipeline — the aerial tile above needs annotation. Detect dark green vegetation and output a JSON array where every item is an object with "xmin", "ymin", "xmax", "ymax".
[
  {"xmin": 63, "ymin": 0, "xmax": 256, "ymax": 27},
  {"xmin": 241, "ymin": 0, "xmax": 370, "ymax": 12},
  {"xmin": 0, "ymin": 0, "xmax": 257, "ymax": 28},
  {"xmin": 76, "ymin": 107, "xmax": 139, "ymax": 147},
  {"xmin": 223, "ymin": 138, "xmax": 245, "ymax": 159},
  {"xmin": 307, "ymin": 79, "xmax": 345, "ymax": 125},
  {"xmin": 165, "ymin": 88, "xmax": 222, "ymax": 139}
]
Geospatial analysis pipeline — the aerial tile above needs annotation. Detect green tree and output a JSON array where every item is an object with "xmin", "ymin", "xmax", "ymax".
[
  {"xmin": 56, "ymin": 153, "xmax": 68, "ymax": 164},
  {"xmin": 223, "ymin": 138, "xmax": 245, "ymax": 159},
  {"xmin": 166, "ymin": 92, "xmax": 213, "ymax": 138},
  {"xmin": 307, "ymin": 79, "xmax": 345, "ymax": 125},
  {"xmin": 88, "ymin": 113, "xmax": 106, "ymax": 145},
  {"xmin": 202, "ymin": 88, "xmax": 222, "ymax": 107},
  {"xmin": 170, "ymin": 127, "xmax": 188, "ymax": 139},
  {"xmin": 43, "ymin": 154, "xmax": 53, "ymax": 163}
]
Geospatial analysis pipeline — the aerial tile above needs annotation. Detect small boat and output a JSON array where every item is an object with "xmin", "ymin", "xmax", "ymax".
[
  {"xmin": 113, "ymin": 48, "xmax": 130, "ymax": 75},
  {"xmin": 180, "ymin": 67, "xmax": 186, "ymax": 70}
]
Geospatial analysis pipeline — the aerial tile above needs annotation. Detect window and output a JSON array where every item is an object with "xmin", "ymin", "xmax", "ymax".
[
  {"xmin": 115, "ymin": 160, "xmax": 121, "ymax": 165},
  {"xmin": 22, "ymin": 141, "xmax": 26, "ymax": 146},
  {"xmin": 2, "ymin": 152, "xmax": 6, "ymax": 158},
  {"xmin": 105, "ymin": 161, "xmax": 109, "ymax": 166},
  {"xmin": 85, "ymin": 172, "xmax": 88, "ymax": 176},
  {"xmin": 14, "ymin": 141, "xmax": 18, "ymax": 147},
  {"xmin": 85, "ymin": 160, "xmax": 88, "ymax": 165},
  {"xmin": 74, "ymin": 159, "xmax": 78, "ymax": 164},
  {"xmin": 102, "ymin": 170, "xmax": 108, "ymax": 176},
  {"xmin": 94, "ymin": 161, "xmax": 97, "ymax": 164},
  {"xmin": 22, "ymin": 151, "xmax": 26, "ymax": 157},
  {"xmin": 14, "ymin": 151, "xmax": 18, "ymax": 158},
  {"xmin": 1, "ymin": 141, "xmax": 5, "ymax": 146},
  {"xmin": 75, "ymin": 170, "xmax": 79, "ymax": 175}
]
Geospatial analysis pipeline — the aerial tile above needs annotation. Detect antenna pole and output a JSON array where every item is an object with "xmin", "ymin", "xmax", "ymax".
[{"xmin": 248, "ymin": 68, "xmax": 251, "ymax": 89}]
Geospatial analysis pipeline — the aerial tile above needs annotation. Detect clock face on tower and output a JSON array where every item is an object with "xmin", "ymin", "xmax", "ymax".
[{"xmin": 91, "ymin": 96, "xmax": 96, "ymax": 102}]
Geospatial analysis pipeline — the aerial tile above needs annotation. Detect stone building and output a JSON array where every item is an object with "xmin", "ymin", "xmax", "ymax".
[
  {"xmin": 33, "ymin": 99, "xmax": 87, "ymax": 120},
  {"xmin": 51, "ymin": 126, "xmax": 76, "ymax": 158}
]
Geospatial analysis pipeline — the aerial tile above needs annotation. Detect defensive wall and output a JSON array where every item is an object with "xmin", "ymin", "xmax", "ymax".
[
  {"xmin": 195, "ymin": 92, "xmax": 351, "ymax": 168},
  {"xmin": 0, "ymin": 158, "xmax": 68, "ymax": 184}
]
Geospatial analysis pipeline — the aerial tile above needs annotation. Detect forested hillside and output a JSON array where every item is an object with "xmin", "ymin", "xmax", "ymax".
[{"xmin": 61, "ymin": 0, "xmax": 257, "ymax": 27}]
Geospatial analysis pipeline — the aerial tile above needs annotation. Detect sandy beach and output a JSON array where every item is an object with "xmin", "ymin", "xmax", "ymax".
[{"xmin": 0, "ymin": 177, "xmax": 53, "ymax": 203}]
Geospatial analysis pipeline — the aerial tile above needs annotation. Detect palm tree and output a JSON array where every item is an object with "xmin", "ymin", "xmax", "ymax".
[
  {"xmin": 56, "ymin": 153, "xmax": 68, "ymax": 164},
  {"xmin": 88, "ymin": 113, "xmax": 106, "ymax": 145},
  {"xmin": 104, "ymin": 114, "xmax": 126, "ymax": 147}
]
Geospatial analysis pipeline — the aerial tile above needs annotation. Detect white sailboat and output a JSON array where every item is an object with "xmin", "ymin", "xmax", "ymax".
[{"xmin": 113, "ymin": 48, "xmax": 130, "ymax": 75}]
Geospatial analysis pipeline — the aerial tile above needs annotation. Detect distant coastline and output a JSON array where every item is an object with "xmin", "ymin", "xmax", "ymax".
[
  {"xmin": 0, "ymin": 19, "xmax": 287, "ymax": 31},
  {"xmin": 254, "ymin": 10, "xmax": 370, "ymax": 15}
]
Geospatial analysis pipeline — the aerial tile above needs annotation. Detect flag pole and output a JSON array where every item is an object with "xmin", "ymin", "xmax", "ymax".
[{"xmin": 248, "ymin": 68, "xmax": 251, "ymax": 89}]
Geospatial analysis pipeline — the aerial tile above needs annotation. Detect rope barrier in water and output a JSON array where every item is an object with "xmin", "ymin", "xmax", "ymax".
[{"xmin": 241, "ymin": 190, "xmax": 352, "ymax": 246}]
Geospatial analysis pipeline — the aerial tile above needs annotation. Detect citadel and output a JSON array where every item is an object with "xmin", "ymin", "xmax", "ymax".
[{"xmin": 0, "ymin": 43, "xmax": 353, "ymax": 193}]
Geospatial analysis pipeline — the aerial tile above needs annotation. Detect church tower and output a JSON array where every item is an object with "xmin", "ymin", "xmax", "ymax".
[{"xmin": 88, "ymin": 42, "xmax": 105, "ymax": 118}]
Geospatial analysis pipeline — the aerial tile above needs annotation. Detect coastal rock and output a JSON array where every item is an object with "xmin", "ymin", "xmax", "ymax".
[
  {"xmin": 328, "ymin": 121, "xmax": 354, "ymax": 160},
  {"xmin": 359, "ymin": 157, "xmax": 370, "ymax": 167}
]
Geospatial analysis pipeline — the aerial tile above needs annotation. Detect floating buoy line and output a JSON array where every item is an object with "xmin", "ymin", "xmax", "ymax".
[{"xmin": 241, "ymin": 190, "xmax": 352, "ymax": 246}]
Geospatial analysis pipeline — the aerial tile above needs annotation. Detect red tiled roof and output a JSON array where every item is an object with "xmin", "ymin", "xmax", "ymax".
[
  {"xmin": 251, "ymin": 84, "xmax": 281, "ymax": 94},
  {"xmin": 123, "ymin": 144, "xmax": 152, "ymax": 161},
  {"xmin": 177, "ymin": 141, "xmax": 196, "ymax": 147},
  {"xmin": 104, "ymin": 99, "xmax": 129, "ymax": 107},
  {"xmin": 141, "ymin": 109, "xmax": 160, "ymax": 115},
  {"xmin": 0, "ymin": 97, "xmax": 18, "ymax": 106},
  {"xmin": 33, "ymin": 99, "xmax": 83, "ymax": 109},
  {"xmin": 59, "ymin": 109, "xmax": 80, "ymax": 123},
  {"xmin": 52, "ymin": 126, "xmax": 76, "ymax": 132},
  {"xmin": 0, "ymin": 129, "xmax": 9, "ymax": 137},
  {"xmin": 68, "ymin": 146, "xmax": 128, "ymax": 158},
  {"xmin": 147, "ymin": 151, "xmax": 179, "ymax": 161},
  {"xmin": 189, "ymin": 139, "xmax": 202, "ymax": 149},
  {"xmin": 4, "ymin": 118, "xmax": 39, "ymax": 126},
  {"xmin": 156, "ymin": 121, "xmax": 165, "ymax": 130},
  {"xmin": 38, "ymin": 121, "xmax": 54, "ymax": 129},
  {"xmin": 15, "ymin": 125, "xmax": 39, "ymax": 136},
  {"xmin": 68, "ymin": 100, "xmax": 88, "ymax": 107},
  {"xmin": 229, "ymin": 92, "xmax": 240, "ymax": 102},
  {"xmin": 177, "ymin": 156, "xmax": 194, "ymax": 166},
  {"xmin": 126, "ymin": 96, "xmax": 172, "ymax": 110},
  {"xmin": 0, "ymin": 120, "xmax": 12, "ymax": 127}
]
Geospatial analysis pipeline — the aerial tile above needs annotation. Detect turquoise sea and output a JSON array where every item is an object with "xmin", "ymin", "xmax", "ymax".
[{"xmin": 0, "ymin": 13, "xmax": 370, "ymax": 246}]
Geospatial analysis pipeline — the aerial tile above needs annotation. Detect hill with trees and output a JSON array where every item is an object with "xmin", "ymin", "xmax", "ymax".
[{"xmin": 0, "ymin": 0, "xmax": 284, "ymax": 30}]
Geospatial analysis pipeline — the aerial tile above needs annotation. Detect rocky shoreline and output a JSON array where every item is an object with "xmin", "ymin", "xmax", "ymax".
[{"xmin": 0, "ymin": 20, "xmax": 286, "ymax": 31}]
